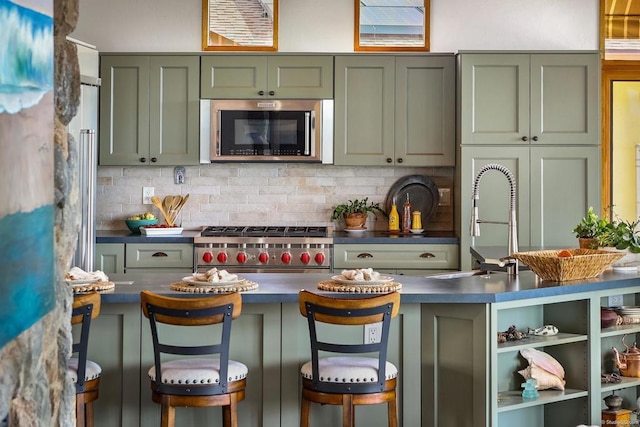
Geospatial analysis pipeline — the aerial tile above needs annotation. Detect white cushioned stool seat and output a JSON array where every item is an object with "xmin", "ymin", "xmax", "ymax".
[
  {"xmin": 67, "ymin": 358, "xmax": 102, "ymax": 382},
  {"xmin": 148, "ymin": 358, "xmax": 248, "ymax": 385},
  {"xmin": 301, "ymin": 356, "xmax": 397, "ymax": 383}
]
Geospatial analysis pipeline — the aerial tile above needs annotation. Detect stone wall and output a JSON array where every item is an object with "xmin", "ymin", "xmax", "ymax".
[{"xmin": 0, "ymin": 0, "xmax": 81, "ymax": 425}]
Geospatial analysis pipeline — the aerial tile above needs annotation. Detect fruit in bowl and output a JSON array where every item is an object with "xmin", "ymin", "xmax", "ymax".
[{"xmin": 125, "ymin": 212, "xmax": 158, "ymax": 233}]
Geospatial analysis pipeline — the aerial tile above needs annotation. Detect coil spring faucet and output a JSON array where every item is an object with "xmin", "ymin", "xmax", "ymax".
[{"xmin": 470, "ymin": 163, "xmax": 519, "ymax": 276}]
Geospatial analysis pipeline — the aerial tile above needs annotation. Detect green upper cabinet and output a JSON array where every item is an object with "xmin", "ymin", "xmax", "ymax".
[
  {"xmin": 99, "ymin": 55, "xmax": 200, "ymax": 166},
  {"xmin": 459, "ymin": 53, "xmax": 599, "ymax": 145},
  {"xmin": 334, "ymin": 54, "xmax": 455, "ymax": 166},
  {"xmin": 200, "ymin": 55, "xmax": 334, "ymax": 99}
]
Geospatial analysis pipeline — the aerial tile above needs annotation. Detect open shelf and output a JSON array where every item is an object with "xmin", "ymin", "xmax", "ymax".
[
  {"xmin": 497, "ymin": 388, "xmax": 588, "ymax": 412},
  {"xmin": 601, "ymin": 376, "xmax": 640, "ymax": 393},
  {"xmin": 601, "ymin": 323, "xmax": 640, "ymax": 338},
  {"xmin": 497, "ymin": 333, "xmax": 587, "ymax": 353}
]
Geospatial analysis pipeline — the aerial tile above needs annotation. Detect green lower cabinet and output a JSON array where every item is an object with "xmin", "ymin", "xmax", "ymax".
[
  {"xmin": 281, "ymin": 303, "xmax": 422, "ymax": 427},
  {"xmin": 139, "ymin": 303, "xmax": 282, "ymax": 427},
  {"xmin": 95, "ymin": 243, "xmax": 125, "ymax": 275},
  {"xmin": 85, "ymin": 303, "xmax": 142, "ymax": 427}
]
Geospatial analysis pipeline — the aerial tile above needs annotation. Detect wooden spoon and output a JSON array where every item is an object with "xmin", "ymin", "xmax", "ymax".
[
  {"xmin": 168, "ymin": 196, "xmax": 183, "ymax": 224},
  {"xmin": 151, "ymin": 195, "xmax": 172, "ymax": 225}
]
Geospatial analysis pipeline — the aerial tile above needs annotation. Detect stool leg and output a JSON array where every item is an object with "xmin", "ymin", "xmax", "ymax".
[
  {"xmin": 222, "ymin": 392, "xmax": 239, "ymax": 427},
  {"xmin": 75, "ymin": 394, "xmax": 86, "ymax": 427},
  {"xmin": 300, "ymin": 396, "xmax": 311, "ymax": 427},
  {"xmin": 161, "ymin": 403, "xmax": 175, "ymax": 427},
  {"xmin": 342, "ymin": 394, "xmax": 354, "ymax": 427},
  {"xmin": 86, "ymin": 401, "xmax": 94, "ymax": 427},
  {"xmin": 388, "ymin": 394, "xmax": 398, "ymax": 427}
]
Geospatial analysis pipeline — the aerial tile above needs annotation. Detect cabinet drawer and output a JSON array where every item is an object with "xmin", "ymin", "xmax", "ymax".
[
  {"xmin": 333, "ymin": 244, "xmax": 458, "ymax": 270},
  {"xmin": 126, "ymin": 244, "xmax": 193, "ymax": 269}
]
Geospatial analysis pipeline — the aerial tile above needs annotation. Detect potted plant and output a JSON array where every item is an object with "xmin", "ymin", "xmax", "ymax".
[
  {"xmin": 330, "ymin": 197, "xmax": 386, "ymax": 229},
  {"xmin": 572, "ymin": 206, "xmax": 609, "ymax": 249},
  {"xmin": 594, "ymin": 209, "xmax": 640, "ymax": 267}
]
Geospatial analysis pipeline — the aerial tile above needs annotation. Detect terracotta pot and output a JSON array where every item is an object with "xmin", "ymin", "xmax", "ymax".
[
  {"xmin": 578, "ymin": 237, "xmax": 598, "ymax": 249},
  {"xmin": 343, "ymin": 213, "xmax": 367, "ymax": 229}
]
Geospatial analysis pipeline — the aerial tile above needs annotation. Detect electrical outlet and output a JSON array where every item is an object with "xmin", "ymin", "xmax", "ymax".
[
  {"xmin": 608, "ymin": 294, "xmax": 624, "ymax": 307},
  {"xmin": 438, "ymin": 188, "xmax": 451, "ymax": 206},
  {"xmin": 142, "ymin": 187, "xmax": 154, "ymax": 204},
  {"xmin": 364, "ymin": 322, "xmax": 382, "ymax": 344}
]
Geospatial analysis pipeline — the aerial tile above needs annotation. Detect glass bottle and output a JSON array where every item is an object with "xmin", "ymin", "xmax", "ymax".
[
  {"xmin": 402, "ymin": 193, "xmax": 412, "ymax": 233},
  {"xmin": 388, "ymin": 197, "xmax": 400, "ymax": 232}
]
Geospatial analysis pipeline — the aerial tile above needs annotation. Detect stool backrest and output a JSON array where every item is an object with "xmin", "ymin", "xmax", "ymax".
[
  {"xmin": 71, "ymin": 292, "xmax": 101, "ymax": 393},
  {"xmin": 140, "ymin": 290, "xmax": 242, "ymax": 396},
  {"xmin": 298, "ymin": 290, "xmax": 400, "ymax": 394}
]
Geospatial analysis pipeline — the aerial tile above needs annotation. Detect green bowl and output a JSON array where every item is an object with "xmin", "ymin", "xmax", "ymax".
[{"xmin": 125, "ymin": 219, "xmax": 158, "ymax": 233}]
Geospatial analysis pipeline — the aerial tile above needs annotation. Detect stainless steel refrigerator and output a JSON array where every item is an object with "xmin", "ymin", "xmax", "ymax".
[{"xmin": 68, "ymin": 38, "xmax": 100, "ymax": 272}]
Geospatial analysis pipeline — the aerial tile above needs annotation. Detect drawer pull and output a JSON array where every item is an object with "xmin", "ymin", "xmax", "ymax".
[
  {"xmin": 357, "ymin": 253, "xmax": 373, "ymax": 258},
  {"xmin": 152, "ymin": 252, "xmax": 168, "ymax": 257},
  {"xmin": 420, "ymin": 252, "xmax": 435, "ymax": 258}
]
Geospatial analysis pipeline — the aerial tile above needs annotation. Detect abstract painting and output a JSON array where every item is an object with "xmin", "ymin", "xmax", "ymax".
[{"xmin": 0, "ymin": 0, "xmax": 55, "ymax": 349}]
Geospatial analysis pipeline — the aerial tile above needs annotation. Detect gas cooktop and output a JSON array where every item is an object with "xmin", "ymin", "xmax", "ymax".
[{"xmin": 200, "ymin": 226, "xmax": 329, "ymax": 238}]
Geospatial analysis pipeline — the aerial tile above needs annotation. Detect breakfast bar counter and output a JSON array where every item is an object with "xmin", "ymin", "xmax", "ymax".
[
  {"xmin": 87, "ymin": 270, "xmax": 640, "ymax": 427},
  {"xmin": 101, "ymin": 269, "xmax": 640, "ymax": 304}
]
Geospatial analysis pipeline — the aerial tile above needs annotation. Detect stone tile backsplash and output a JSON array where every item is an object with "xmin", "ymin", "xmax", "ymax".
[{"xmin": 97, "ymin": 164, "xmax": 454, "ymax": 232}]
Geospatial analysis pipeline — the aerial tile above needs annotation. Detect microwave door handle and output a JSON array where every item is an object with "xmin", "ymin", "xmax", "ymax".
[
  {"xmin": 216, "ymin": 110, "xmax": 222, "ymax": 156},
  {"xmin": 304, "ymin": 112, "xmax": 311, "ymax": 156}
]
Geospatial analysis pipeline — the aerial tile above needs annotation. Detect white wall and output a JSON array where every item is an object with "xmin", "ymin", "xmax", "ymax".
[{"xmin": 72, "ymin": 0, "xmax": 599, "ymax": 52}]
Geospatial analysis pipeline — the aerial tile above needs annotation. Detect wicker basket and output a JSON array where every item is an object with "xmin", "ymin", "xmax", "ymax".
[{"xmin": 511, "ymin": 248, "xmax": 625, "ymax": 282}]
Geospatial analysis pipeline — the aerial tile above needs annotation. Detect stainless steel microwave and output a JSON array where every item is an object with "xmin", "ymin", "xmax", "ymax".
[{"xmin": 200, "ymin": 99, "xmax": 333, "ymax": 163}]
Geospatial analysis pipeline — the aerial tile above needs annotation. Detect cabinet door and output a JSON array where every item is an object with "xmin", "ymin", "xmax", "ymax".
[
  {"xmin": 267, "ymin": 56, "xmax": 334, "ymax": 99},
  {"xmin": 459, "ymin": 147, "xmax": 531, "ymax": 270},
  {"xmin": 395, "ymin": 56, "xmax": 455, "ymax": 166},
  {"xmin": 99, "ymin": 56, "xmax": 150, "ymax": 165},
  {"xmin": 200, "ymin": 56, "xmax": 268, "ymax": 99},
  {"xmin": 95, "ymin": 243, "xmax": 125, "ymax": 275},
  {"xmin": 530, "ymin": 146, "xmax": 600, "ymax": 247},
  {"xmin": 149, "ymin": 56, "xmax": 200, "ymax": 165},
  {"xmin": 459, "ymin": 54, "xmax": 530, "ymax": 145},
  {"xmin": 334, "ymin": 56, "xmax": 395, "ymax": 165},
  {"xmin": 530, "ymin": 54, "xmax": 600, "ymax": 146}
]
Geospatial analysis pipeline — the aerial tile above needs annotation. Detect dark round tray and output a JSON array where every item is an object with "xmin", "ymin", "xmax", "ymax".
[{"xmin": 384, "ymin": 175, "xmax": 440, "ymax": 222}]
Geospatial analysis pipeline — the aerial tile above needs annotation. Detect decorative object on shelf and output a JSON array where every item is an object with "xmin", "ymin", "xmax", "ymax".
[
  {"xmin": 383, "ymin": 175, "xmax": 440, "ymax": 227},
  {"xmin": 511, "ymin": 248, "xmax": 625, "ymax": 282},
  {"xmin": 527, "ymin": 324, "xmax": 558, "ymax": 336},
  {"xmin": 602, "ymin": 392, "xmax": 632, "ymax": 425},
  {"xmin": 518, "ymin": 348, "xmax": 566, "ymax": 390},
  {"xmin": 601, "ymin": 307, "xmax": 619, "ymax": 328},
  {"xmin": 330, "ymin": 197, "xmax": 386, "ymax": 230},
  {"xmin": 600, "ymin": 372, "xmax": 621, "ymax": 384},
  {"xmin": 612, "ymin": 334, "xmax": 640, "ymax": 377},
  {"xmin": 604, "ymin": 392, "xmax": 623, "ymax": 411},
  {"xmin": 521, "ymin": 378, "xmax": 539, "ymax": 399},
  {"xmin": 572, "ymin": 206, "xmax": 608, "ymax": 249},
  {"xmin": 497, "ymin": 325, "xmax": 527, "ymax": 343}
]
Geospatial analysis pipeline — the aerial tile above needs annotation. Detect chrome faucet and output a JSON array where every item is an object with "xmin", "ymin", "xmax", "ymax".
[{"xmin": 470, "ymin": 163, "xmax": 519, "ymax": 276}]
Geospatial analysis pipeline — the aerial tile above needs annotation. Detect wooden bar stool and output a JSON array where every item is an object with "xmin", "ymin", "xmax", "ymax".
[
  {"xmin": 69, "ymin": 292, "xmax": 102, "ymax": 427},
  {"xmin": 298, "ymin": 290, "xmax": 401, "ymax": 427},
  {"xmin": 140, "ymin": 290, "xmax": 247, "ymax": 427}
]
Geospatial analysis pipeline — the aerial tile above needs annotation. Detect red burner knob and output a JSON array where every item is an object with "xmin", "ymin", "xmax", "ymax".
[
  {"xmin": 314, "ymin": 252, "xmax": 325, "ymax": 265},
  {"xmin": 202, "ymin": 252, "xmax": 213, "ymax": 263},
  {"xmin": 217, "ymin": 252, "xmax": 228, "ymax": 263},
  {"xmin": 300, "ymin": 252, "xmax": 311, "ymax": 264},
  {"xmin": 236, "ymin": 252, "xmax": 247, "ymax": 264},
  {"xmin": 258, "ymin": 252, "xmax": 269, "ymax": 264},
  {"xmin": 281, "ymin": 252, "xmax": 292, "ymax": 264}
]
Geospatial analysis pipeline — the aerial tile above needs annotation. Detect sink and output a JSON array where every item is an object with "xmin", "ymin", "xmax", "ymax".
[{"xmin": 427, "ymin": 270, "xmax": 502, "ymax": 280}]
